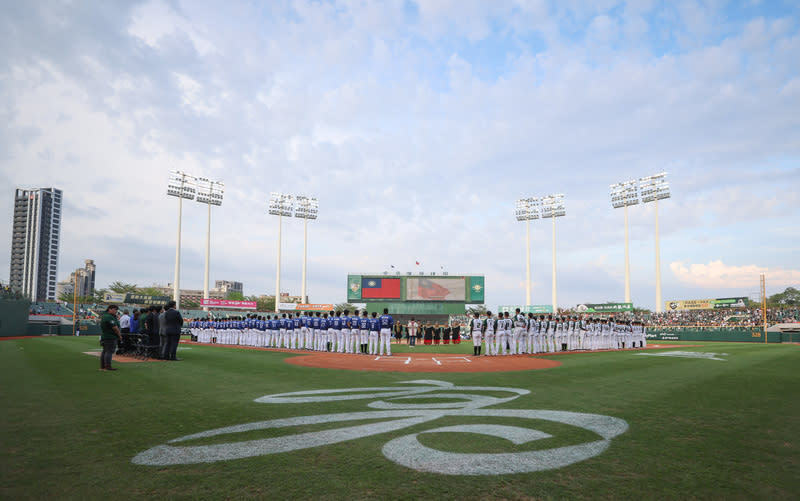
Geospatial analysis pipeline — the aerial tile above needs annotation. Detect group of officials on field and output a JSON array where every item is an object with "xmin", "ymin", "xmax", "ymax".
[{"xmin": 468, "ymin": 309, "xmax": 647, "ymax": 356}]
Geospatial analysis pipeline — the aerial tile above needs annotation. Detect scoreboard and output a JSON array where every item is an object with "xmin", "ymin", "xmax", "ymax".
[{"xmin": 347, "ymin": 274, "xmax": 484, "ymax": 304}]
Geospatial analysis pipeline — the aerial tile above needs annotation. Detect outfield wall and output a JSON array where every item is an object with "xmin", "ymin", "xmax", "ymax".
[
  {"xmin": 0, "ymin": 300, "xmax": 30, "ymax": 337},
  {"xmin": 646, "ymin": 327, "xmax": 791, "ymax": 343}
]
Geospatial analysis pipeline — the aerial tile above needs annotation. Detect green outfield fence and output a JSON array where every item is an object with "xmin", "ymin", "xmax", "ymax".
[{"xmin": 646, "ymin": 326, "xmax": 797, "ymax": 343}]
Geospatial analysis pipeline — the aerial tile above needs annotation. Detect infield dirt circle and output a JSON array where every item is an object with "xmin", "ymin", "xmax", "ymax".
[{"xmin": 285, "ymin": 352, "xmax": 562, "ymax": 373}]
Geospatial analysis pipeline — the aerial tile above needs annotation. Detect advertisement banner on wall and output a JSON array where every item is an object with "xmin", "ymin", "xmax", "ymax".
[
  {"xmin": 200, "ymin": 299, "xmax": 257, "ymax": 310},
  {"xmin": 468, "ymin": 276, "xmax": 485, "ymax": 303},
  {"xmin": 279, "ymin": 303, "xmax": 333, "ymax": 311},
  {"xmin": 576, "ymin": 303, "xmax": 634, "ymax": 313},
  {"xmin": 347, "ymin": 275, "xmax": 362, "ymax": 301},
  {"xmin": 125, "ymin": 293, "xmax": 171, "ymax": 305},
  {"xmin": 103, "ymin": 292, "xmax": 126, "ymax": 303},
  {"xmin": 665, "ymin": 297, "xmax": 747, "ymax": 311},
  {"xmin": 497, "ymin": 305, "xmax": 554, "ymax": 314}
]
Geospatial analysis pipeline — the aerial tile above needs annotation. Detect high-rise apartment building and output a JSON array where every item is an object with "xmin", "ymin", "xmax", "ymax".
[
  {"xmin": 214, "ymin": 280, "xmax": 243, "ymax": 295},
  {"xmin": 9, "ymin": 188, "xmax": 63, "ymax": 301}
]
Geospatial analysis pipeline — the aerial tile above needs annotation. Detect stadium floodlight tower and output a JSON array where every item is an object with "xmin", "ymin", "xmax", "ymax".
[
  {"xmin": 515, "ymin": 197, "xmax": 540, "ymax": 306},
  {"xmin": 167, "ymin": 170, "xmax": 197, "ymax": 310},
  {"xmin": 268, "ymin": 193, "xmax": 295, "ymax": 311},
  {"xmin": 610, "ymin": 179, "xmax": 640, "ymax": 304},
  {"xmin": 196, "ymin": 177, "xmax": 224, "ymax": 312},
  {"xmin": 639, "ymin": 172, "xmax": 671, "ymax": 313},
  {"xmin": 294, "ymin": 195, "xmax": 318, "ymax": 304},
  {"xmin": 540, "ymin": 194, "xmax": 566, "ymax": 313}
]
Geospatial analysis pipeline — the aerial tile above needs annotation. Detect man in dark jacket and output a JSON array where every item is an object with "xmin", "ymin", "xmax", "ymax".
[
  {"xmin": 146, "ymin": 306, "xmax": 160, "ymax": 358},
  {"xmin": 163, "ymin": 301, "xmax": 184, "ymax": 361}
]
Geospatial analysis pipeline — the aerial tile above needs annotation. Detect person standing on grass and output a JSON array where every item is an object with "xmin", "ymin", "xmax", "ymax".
[
  {"xmin": 163, "ymin": 300, "xmax": 184, "ymax": 361},
  {"xmin": 484, "ymin": 312, "xmax": 496, "ymax": 356},
  {"xmin": 99, "ymin": 304, "xmax": 122, "ymax": 371},
  {"xmin": 407, "ymin": 318, "xmax": 418, "ymax": 347},
  {"xmin": 378, "ymin": 308, "xmax": 394, "ymax": 356},
  {"xmin": 469, "ymin": 312, "xmax": 484, "ymax": 356}
]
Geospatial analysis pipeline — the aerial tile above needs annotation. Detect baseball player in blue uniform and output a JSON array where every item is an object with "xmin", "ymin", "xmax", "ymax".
[{"xmin": 378, "ymin": 308, "xmax": 394, "ymax": 356}]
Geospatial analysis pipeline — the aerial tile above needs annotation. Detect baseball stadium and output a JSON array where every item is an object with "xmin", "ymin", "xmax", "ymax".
[
  {"xmin": 3, "ymin": 2, "xmax": 800, "ymax": 500},
  {"xmin": 1, "ymin": 275, "xmax": 798, "ymax": 500}
]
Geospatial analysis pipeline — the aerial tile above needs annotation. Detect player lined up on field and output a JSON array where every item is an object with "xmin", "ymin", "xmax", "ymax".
[
  {"xmin": 188, "ymin": 309, "xmax": 397, "ymax": 356},
  {"xmin": 468, "ymin": 309, "xmax": 648, "ymax": 356}
]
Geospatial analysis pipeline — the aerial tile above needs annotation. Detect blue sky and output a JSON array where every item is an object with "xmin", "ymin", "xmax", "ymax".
[{"xmin": 1, "ymin": 0, "xmax": 798, "ymax": 310}]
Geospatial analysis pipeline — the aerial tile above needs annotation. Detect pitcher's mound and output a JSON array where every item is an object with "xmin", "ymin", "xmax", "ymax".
[{"xmin": 286, "ymin": 352, "xmax": 561, "ymax": 373}]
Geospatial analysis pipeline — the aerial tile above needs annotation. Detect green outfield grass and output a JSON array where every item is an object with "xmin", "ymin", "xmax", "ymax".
[{"xmin": 1, "ymin": 336, "xmax": 797, "ymax": 500}]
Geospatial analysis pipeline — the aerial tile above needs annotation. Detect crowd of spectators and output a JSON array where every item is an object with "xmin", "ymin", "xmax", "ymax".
[{"xmin": 613, "ymin": 308, "xmax": 799, "ymax": 327}]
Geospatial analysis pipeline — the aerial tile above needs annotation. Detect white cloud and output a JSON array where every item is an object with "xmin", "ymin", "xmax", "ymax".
[
  {"xmin": 671, "ymin": 260, "xmax": 800, "ymax": 289},
  {"xmin": 1, "ymin": 0, "xmax": 798, "ymax": 310}
]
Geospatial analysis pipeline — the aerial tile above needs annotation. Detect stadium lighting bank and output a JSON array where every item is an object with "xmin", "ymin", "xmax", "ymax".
[
  {"xmin": 268, "ymin": 193, "xmax": 295, "ymax": 310},
  {"xmin": 540, "ymin": 194, "xmax": 566, "ymax": 313},
  {"xmin": 610, "ymin": 180, "xmax": 639, "ymax": 303},
  {"xmin": 294, "ymin": 196, "xmax": 318, "ymax": 304},
  {"xmin": 515, "ymin": 197, "xmax": 541, "ymax": 306},
  {"xmin": 167, "ymin": 170, "xmax": 197, "ymax": 310},
  {"xmin": 196, "ymin": 177, "xmax": 224, "ymax": 311},
  {"xmin": 639, "ymin": 172, "xmax": 671, "ymax": 313}
]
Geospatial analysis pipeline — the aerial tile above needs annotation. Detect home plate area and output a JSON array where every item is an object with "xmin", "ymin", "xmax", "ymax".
[{"xmin": 285, "ymin": 352, "xmax": 562, "ymax": 373}]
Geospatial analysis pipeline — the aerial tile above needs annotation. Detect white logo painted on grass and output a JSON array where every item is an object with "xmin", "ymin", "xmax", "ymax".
[
  {"xmin": 638, "ymin": 351, "xmax": 728, "ymax": 361},
  {"xmin": 132, "ymin": 380, "xmax": 628, "ymax": 475}
]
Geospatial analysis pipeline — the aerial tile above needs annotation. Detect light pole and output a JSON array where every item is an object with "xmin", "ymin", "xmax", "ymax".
[
  {"xmin": 294, "ymin": 195, "xmax": 319, "ymax": 304},
  {"xmin": 167, "ymin": 170, "xmax": 197, "ymax": 310},
  {"xmin": 196, "ymin": 177, "xmax": 224, "ymax": 312},
  {"xmin": 268, "ymin": 193, "xmax": 294, "ymax": 312},
  {"xmin": 540, "ymin": 194, "xmax": 566, "ymax": 313},
  {"xmin": 640, "ymin": 172, "xmax": 670, "ymax": 313},
  {"xmin": 515, "ymin": 197, "xmax": 540, "ymax": 306},
  {"xmin": 610, "ymin": 180, "xmax": 640, "ymax": 303}
]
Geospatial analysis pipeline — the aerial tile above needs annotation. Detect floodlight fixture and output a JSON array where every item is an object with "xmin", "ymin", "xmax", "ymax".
[
  {"xmin": 538, "ymin": 193, "xmax": 566, "ymax": 311},
  {"xmin": 294, "ymin": 196, "xmax": 319, "ymax": 220},
  {"xmin": 610, "ymin": 180, "xmax": 639, "ymax": 208},
  {"xmin": 268, "ymin": 192, "xmax": 294, "ymax": 216},
  {"xmin": 640, "ymin": 172, "xmax": 670, "ymax": 203},
  {"xmin": 540, "ymin": 194, "xmax": 566, "ymax": 218},
  {"xmin": 166, "ymin": 169, "xmax": 200, "ymax": 310},
  {"xmin": 196, "ymin": 177, "xmax": 224, "ymax": 206},
  {"xmin": 167, "ymin": 170, "xmax": 196, "ymax": 200},
  {"xmin": 268, "ymin": 192, "xmax": 296, "ymax": 312},
  {"xmin": 294, "ymin": 195, "xmax": 320, "ymax": 302},
  {"xmin": 639, "ymin": 172, "xmax": 670, "ymax": 312},
  {"xmin": 610, "ymin": 179, "xmax": 640, "ymax": 303},
  {"xmin": 515, "ymin": 197, "xmax": 540, "ymax": 221},
  {"xmin": 516, "ymin": 197, "xmax": 541, "ymax": 305},
  {"xmin": 195, "ymin": 176, "xmax": 224, "ymax": 310}
]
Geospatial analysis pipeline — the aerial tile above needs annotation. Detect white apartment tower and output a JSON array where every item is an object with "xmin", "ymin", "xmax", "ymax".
[{"xmin": 9, "ymin": 188, "xmax": 63, "ymax": 301}]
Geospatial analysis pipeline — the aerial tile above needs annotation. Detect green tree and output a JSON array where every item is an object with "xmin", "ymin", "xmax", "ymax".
[
  {"xmin": 256, "ymin": 296, "xmax": 275, "ymax": 312},
  {"xmin": 466, "ymin": 305, "xmax": 488, "ymax": 315},
  {"xmin": 137, "ymin": 287, "xmax": 167, "ymax": 297},
  {"xmin": 94, "ymin": 288, "xmax": 109, "ymax": 303},
  {"xmin": 769, "ymin": 287, "xmax": 800, "ymax": 307},
  {"xmin": 227, "ymin": 291, "xmax": 245, "ymax": 301},
  {"xmin": 108, "ymin": 281, "xmax": 138, "ymax": 293}
]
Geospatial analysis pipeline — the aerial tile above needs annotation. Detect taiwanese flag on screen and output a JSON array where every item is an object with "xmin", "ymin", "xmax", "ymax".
[
  {"xmin": 418, "ymin": 278, "xmax": 451, "ymax": 300},
  {"xmin": 361, "ymin": 278, "xmax": 401, "ymax": 299}
]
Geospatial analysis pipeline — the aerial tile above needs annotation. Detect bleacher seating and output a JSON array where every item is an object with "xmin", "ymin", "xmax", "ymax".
[{"xmin": 29, "ymin": 302, "xmax": 74, "ymax": 316}]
